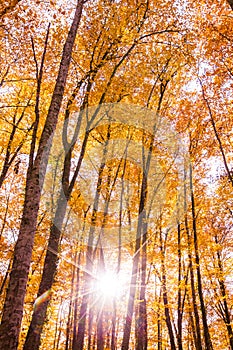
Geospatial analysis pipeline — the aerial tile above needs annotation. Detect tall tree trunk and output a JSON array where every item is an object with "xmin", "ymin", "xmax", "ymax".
[
  {"xmin": 189, "ymin": 163, "xmax": 213, "ymax": 350},
  {"xmin": 152, "ymin": 274, "xmax": 162, "ymax": 348},
  {"xmin": 157, "ymin": 290, "xmax": 162, "ymax": 350},
  {"xmin": 111, "ymin": 299, "xmax": 117, "ymax": 350},
  {"xmin": 97, "ymin": 247, "xmax": 105, "ymax": 350},
  {"xmin": 121, "ymin": 174, "xmax": 147, "ymax": 350},
  {"xmin": 136, "ymin": 221, "xmax": 148, "ymax": 350},
  {"xmin": 65, "ymin": 251, "xmax": 78, "ymax": 350},
  {"xmin": 23, "ymin": 119, "xmax": 89, "ymax": 350},
  {"xmin": 159, "ymin": 228, "xmax": 176, "ymax": 350},
  {"xmin": 121, "ymin": 122, "xmax": 155, "ymax": 350},
  {"xmin": 72, "ymin": 248, "xmax": 82, "ymax": 350},
  {"xmin": 215, "ymin": 235, "xmax": 233, "ymax": 350},
  {"xmin": 177, "ymin": 223, "xmax": 183, "ymax": 350},
  {"xmin": 184, "ymin": 172, "xmax": 202, "ymax": 350},
  {"xmin": 0, "ymin": 2, "xmax": 85, "ymax": 349},
  {"xmin": 187, "ymin": 293, "xmax": 196, "ymax": 350},
  {"xmin": 53, "ymin": 296, "xmax": 64, "ymax": 350},
  {"xmin": 76, "ymin": 127, "xmax": 111, "ymax": 349},
  {"xmin": 87, "ymin": 301, "xmax": 94, "ymax": 350}
]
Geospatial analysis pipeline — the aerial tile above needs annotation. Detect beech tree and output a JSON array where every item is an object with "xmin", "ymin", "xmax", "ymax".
[
  {"xmin": 0, "ymin": 0, "xmax": 233, "ymax": 349},
  {"xmin": 0, "ymin": 1, "xmax": 86, "ymax": 349}
]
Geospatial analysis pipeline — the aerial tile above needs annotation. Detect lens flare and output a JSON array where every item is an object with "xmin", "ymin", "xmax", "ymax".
[
  {"xmin": 95, "ymin": 271, "xmax": 123, "ymax": 299},
  {"xmin": 33, "ymin": 290, "xmax": 51, "ymax": 312}
]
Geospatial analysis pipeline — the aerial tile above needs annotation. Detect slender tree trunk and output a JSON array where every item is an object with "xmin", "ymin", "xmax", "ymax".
[
  {"xmin": 87, "ymin": 301, "xmax": 94, "ymax": 350},
  {"xmin": 75, "ymin": 241, "xmax": 93, "ymax": 350},
  {"xmin": 157, "ymin": 290, "xmax": 162, "ymax": 350},
  {"xmin": 177, "ymin": 223, "xmax": 183, "ymax": 350},
  {"xmin": 215, "ymin": 235, "xmax": 233, "ymax": 350},
  {"xmin": 0, "ymin": 102, "xmax": 33, "ymax": 189},
  {"xmin": 76, "ymin": 128, "xmax": 111, "ymax": 349},
  {"xmin": 72, "ymin": 249, "xmax": 82, "ymax": 350},
  {"xmin": 159, "ymin": 228, "xmax": 176, "ymax": 350},
  {"xmin": 24, "ymin": 66, "xmax": 93, "ymax": 349},
  {"xmin": 97, "ymin": 307, "xmax": 104, "ymax": 350},
  {"xmin": 0, "ymin": 2, "xmax": 85, "ymax": 349},
  {"xmin": 121, "ymin": 124, "xmax": 155, "ymax": 350},
  {"xmin": 55, "ymin": 299, "xmax": 64, "ymax": 350},
  {"xmin": 23, "ymin": 119, "xmax": 89, "ymax": 350},
  {"xmin": 187, "ymin": 294, "xmax": 196, "ymax": 350},
  {"xmin": 200, "ymin": 81, "xmax": 233, "ymax": 187},
  {"xmin": 0, "ymin": 258, "xmax": 12, "ymax": 297},
  {"xmin": 184, "ymin": 172, "xmax": 202, "ymax": 350},
  {"xmin": 121, "ymin": 176, "xmax": 147, "ymax": 350},
  {"xmin": 65, "ymin": 251, "xmax": 78, "ymax": 350},
  {"xmin": 96, "ymin": 247, "xmax": 105, "ymax": 350},
  {"xmin": 189, "ymin": 163, "xmax": 213, "ymax": 350},
  {"xmin": 136, "ymin": 222, "xmax": 148, "ymax": 350},
  {"xmin": 111, "ymin": 299, "xmax": 117, "ymax": 350}
]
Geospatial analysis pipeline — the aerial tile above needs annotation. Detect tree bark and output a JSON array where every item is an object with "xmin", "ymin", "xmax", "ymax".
[
  {"xmin": 177, "ymin": 223, "xmax": 183, "ymax": 350},
  {"xmin": 121, "ymin": 173, "xmax": 147, "ymax": 350},
  {"xmin": 159, "ymin": 228, "xmax": 176, "ymax": 350},
  {"xmin": 0, "ymin": 2, "xmax": 85, "ymax": 349},
  {"xmin": 75, "ymin": 129, "xmax": 111, "ymax": 349},
  {"xmin": 136, "ymin": 222, "xmax": 148, "ymax": 350},
  {"xmin": 23, "ymin": 116, "xmax": 88, "ymax": 350},
  {"xmin": 184, "ymin": 169, "xmax": 202, "ymax": 350},
  {"xmin": 227, "ymin": 0, "xmax": 233, "ymax": 11},
  {"xmin": 189, "ymin": 163, "xmax": 213, "ymax": 350},
  {"xmin": 215, "ymin": 235, "xmax": 233, "ymax": 350}
]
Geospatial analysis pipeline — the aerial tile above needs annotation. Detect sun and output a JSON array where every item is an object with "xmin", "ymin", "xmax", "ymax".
[{"xmin": 95, "ymin": 271, "xmax": 122, "ymax": 299}]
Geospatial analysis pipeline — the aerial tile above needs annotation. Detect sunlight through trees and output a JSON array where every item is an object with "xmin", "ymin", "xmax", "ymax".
[{"xmin": 0, "ymin": 0, "xmax": 233, "ymax": 349}]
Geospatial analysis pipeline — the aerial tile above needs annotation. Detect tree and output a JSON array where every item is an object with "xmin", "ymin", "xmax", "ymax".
[
  {"xmin": 0, "ymin": 1, "xmax": 86, "ymax": 348},
  {"xmin": 1, "ymin": 0, "xmax": 233, "ymax": 349}
]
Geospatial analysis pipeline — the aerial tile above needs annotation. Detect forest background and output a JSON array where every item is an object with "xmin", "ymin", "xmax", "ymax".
[{"xmin": 0, "ymin": 0, "xmax": 233, "ymax": 349}]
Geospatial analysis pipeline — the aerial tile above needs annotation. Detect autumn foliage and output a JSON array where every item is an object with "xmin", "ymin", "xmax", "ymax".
[{"xmin": 0, "ymin": 1, "xmax": 233, "ymax": 350}]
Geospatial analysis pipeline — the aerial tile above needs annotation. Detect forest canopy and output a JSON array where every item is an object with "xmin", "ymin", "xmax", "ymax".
[{"xmin": 0, "ymin": 1, "xmax": 233, "ymax": 350}]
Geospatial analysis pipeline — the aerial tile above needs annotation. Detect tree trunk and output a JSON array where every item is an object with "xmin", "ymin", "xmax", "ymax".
[
  {"xmin": 187, "ymin": 294, "xmax": 196, "ymax": 350},
  {"xmin": 76, "ymin": 130, "xmax": 111, "ymax": 349},
  {"xmin": 159, "ymin": 228, "xmax": 176, "ymax": 350},
  {"xmin": 23, "ymin": 118, "xmax": 88, "ymax": 350},
  {"xmin": 0, "ymin": 102, "xmax": 32, "ymax": 189},
  {"xmin": 184, "ymin": 172, "xmax": 202, "ymax": 350},
  {"xmin": 0, "ymin": 258, "xmax": 12, "ymax": 296},
  {"xmin": 189, "ymin": 163, "xmax": 213, "ymax": 350},
  {"xmin": 215, "ymin": 235, "xmax": 233, "ymax": 350},
  {"xmin": 157, "ymin": 290, "xmax": 162, "ymax": 350},
  {"xmin": 111, "ymin": 300, "xmax": 117, "ymax": 350},
  {"xmin": 97, "ymin": 247, "xmax": 105, "ymax": 350},
  {"xmin": 0, "ymin": 2, "xmax": 85, "ymax": 349},
  {"xmin": 177, "ymin": 223, "xmax": 183, "ymax": 350},
  {"xmin": 227, "ymin": 0, "xmax": 233, "ymax": 10},
  {"xmin": 121, "ymin": 122, "xmax": 155, "ymax": 350},
  {"xmin": 136, "ymin": 222, "xmax": 148, "ymax": 350},
  {"xmin": 72, "ymin": 249, "xmax": 82, "ymax": 350},
  {"xmin": 176, "ymin": 225, "xmax": 189, "ymax": 350},
  {"xmin": 121, "ymin": 174, "xmax": 147, "ymax": 350},
  {"xmin": 64, "ymin": 250, "xmax": 77, "ymax": 350}
]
